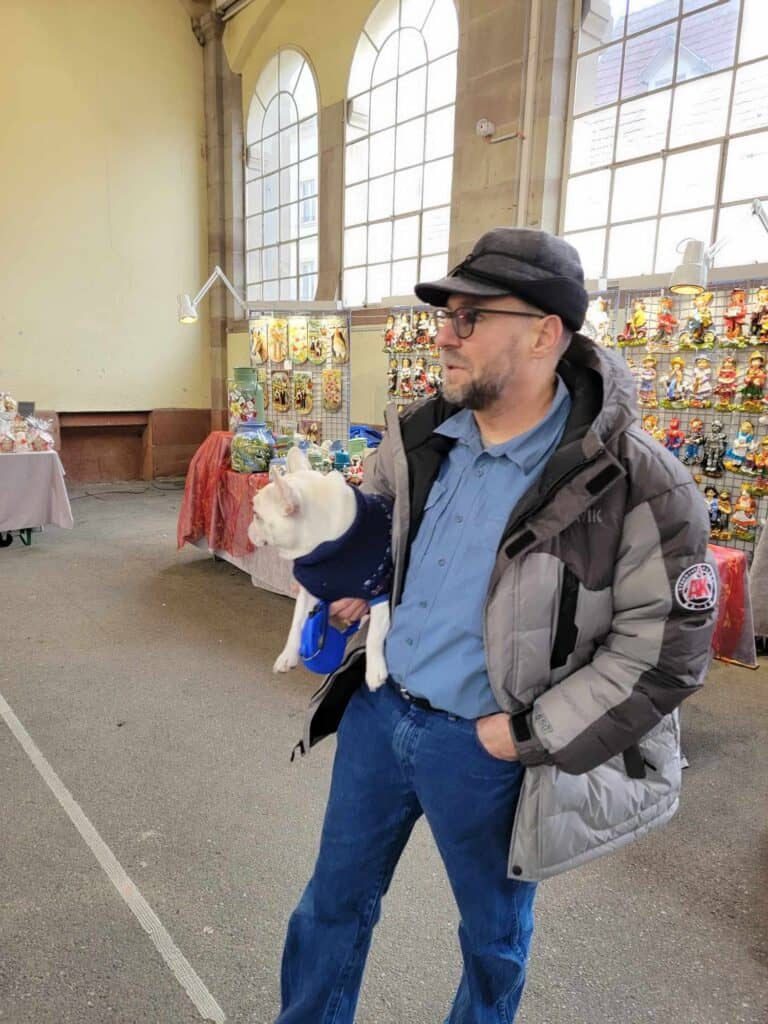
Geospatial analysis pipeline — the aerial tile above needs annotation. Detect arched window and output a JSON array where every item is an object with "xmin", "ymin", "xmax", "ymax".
[
  {"xmin": 245, "ymin": 50, "xmax": 319, "ymax": 302},
  {"xmin": 343, "ymin": 0, "xmax": 459, "ymax": 306}
]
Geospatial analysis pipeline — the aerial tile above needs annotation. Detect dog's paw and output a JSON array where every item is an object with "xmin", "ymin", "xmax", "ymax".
[
  {"xmin": 365, "ymin": 657, "xmax": 388, "ymax": 691},
  {"xmin": 273, "ymin": 649, "xmax": 299, "ymax": 673}
]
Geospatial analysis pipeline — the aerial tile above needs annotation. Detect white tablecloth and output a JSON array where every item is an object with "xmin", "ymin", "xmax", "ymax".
[
  {"xmin": 0, "ymin": 451, "xmax": 74, "ymax": 532},
  {"xmin": 192, "ymin": 537, "xmax": 294, "ymax": 598}
]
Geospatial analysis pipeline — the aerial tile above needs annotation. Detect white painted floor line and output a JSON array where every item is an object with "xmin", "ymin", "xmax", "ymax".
[{"xmin": 0, "ymin": 693, "xmax": 226, "ymax": 1024}]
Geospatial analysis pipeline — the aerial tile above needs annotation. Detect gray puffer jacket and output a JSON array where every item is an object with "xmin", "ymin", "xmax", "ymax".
[{"xmin": 296, "ymin": 334, "xmax": 717, "ymax": 881}]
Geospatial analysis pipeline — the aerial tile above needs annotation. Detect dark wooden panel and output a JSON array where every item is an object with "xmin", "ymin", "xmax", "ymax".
[{"xmin": 150, "ymin": 409, "xmax": 210, "ymax": 447}]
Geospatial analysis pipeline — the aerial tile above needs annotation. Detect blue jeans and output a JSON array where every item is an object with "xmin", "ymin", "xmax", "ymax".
[{"xmin": 276, "ymin": 681, "xmax": 537, "ymax": 1023}]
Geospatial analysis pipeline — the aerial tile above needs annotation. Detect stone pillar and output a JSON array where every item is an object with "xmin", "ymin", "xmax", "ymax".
[
  {"xmin": 194, "ymin": 11, "xmax": 245, "ymax": 432},
  {"xmin": 317, "ymin": 99, "xmax": 345, "ymax": 301}
]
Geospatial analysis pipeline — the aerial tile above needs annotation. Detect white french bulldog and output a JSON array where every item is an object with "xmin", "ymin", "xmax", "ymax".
[{"xmin": 247, "ymin": 447, "xmax": 392, "ymax": 690}]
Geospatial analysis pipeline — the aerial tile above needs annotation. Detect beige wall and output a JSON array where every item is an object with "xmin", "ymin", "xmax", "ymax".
[{"xmin": 0, "ymin": 0, "xmax": 210, "ymax": 411}]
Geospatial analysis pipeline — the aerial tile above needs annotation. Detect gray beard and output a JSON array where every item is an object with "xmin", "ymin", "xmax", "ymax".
[{"xmin": 443, "ymin": 374, "xmax": 504, "ymax": 410}]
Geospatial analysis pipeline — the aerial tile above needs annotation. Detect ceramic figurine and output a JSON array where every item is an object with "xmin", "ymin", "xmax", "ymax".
[
  {"xmin": 396, "ymin": 313, "xmax": 413, "ymax": 351},
  {"xmin": 399, "ymin": 356, "xmax": 413, "ymax": 397},
  {"xmin": 384, "ymin": 314, "xmax": 396, "ymax": 350},
  {"xmin": 387, "ymin": 358, "xmax": 399, "ymax": 396},
  {"xmin": 664, "ymin": 418, "xmax": 685, "ymax": 458},
  {"xmin": 637, "ymin": 355, "xmax": 658, "ymax": 408},
  {"xmin": 426, "ymin": 363, "xmax": 442, "ymax": 397},
  {"xmin": 412, "ymin": 356, "xmax": 428, "ymax": 398},
  {"xmin": 713, "ymin": 355, "xmax": 740, "ymax": 411},
  {"xmin": 712, "ymin": 490, "xmax": 733, "ymax": 540},
  {"xmin": 751, "ymin": 438, "xmax": 768, "ymax": 495},
  {"xmin": 740, "ymin": 352, "xmax": 767, "ymax": 412},
  {"xmin": 625, "ymin": 354, "xmax": 642, "ymax": 390},
  {"xmin": 681, "ymin": 417, "xmax": 706, "ymax": 466},
  {"xmin": 686, "ymin": 355, "xmax": 713, "ymax": 409},
  {"xmin": 661, "ymin": 356, "xmax": 687, "ymax": 408},
  {"xmin": 415, "ymin": 311, "xmax": 431, "ymax": 347},
  {"xmin": 723, "ymin": 419, "xmax": 756, "ymax": 472},
  {"xmin": 730, "ymin": 484, "xmax": 758, "ymax": 541},
  {"xmin": 585, "ymin": 296, "xmax": 613, "ymax": 347},
  {"xmin": 679, "ymin": 291, "xmax": 715, "ymax": 349},
  {"xmin": 749, "ymin": 286, "xmax": 768, "ymax": 344},
  {"xmin": 702, "ymin": 420, "xmax": 728, "ymax": 477},
  {"xmin": 649, "ymin": 296, "xmax": 678, "ymax": 350},
  {"xmin": 723, "ymin": 287, "xmax": 747, "ymax": 344},
  {"xmin": 617, "ymin": 298, "xmax": 648, "ymax": 346},
  {"xmin": 704, "ymin": 485, "xmax": 719, "ymax": 533}
]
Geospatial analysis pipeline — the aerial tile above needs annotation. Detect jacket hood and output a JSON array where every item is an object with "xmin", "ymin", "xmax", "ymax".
[{"xmin": 559, "ymin": 332, "xmax": 638, "ymax": 450}]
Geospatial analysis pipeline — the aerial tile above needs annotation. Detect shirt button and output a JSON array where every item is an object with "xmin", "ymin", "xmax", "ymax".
[
  {"xmin": 455, "ymin": 514, "xmax": 464, "ymax": 523},
  {"xmin": 419, "ymin": 600, "xmax": 427, "ymax": 608},
  {"xmin": 438, "ymin": 558, "xmax": 446, "ymax": 566},
  {"xmin": 406, "ymin": 637, "xmax": 414, "ymax": 646}
]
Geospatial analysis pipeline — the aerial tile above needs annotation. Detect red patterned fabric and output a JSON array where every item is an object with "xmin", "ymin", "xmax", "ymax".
[
  {"xmin": 708, "ymin": 544, "xmax": 757, "ymax": 668},
  {"xmin": 177, "ymin": 431, "xmax": 269, "ymax": 557}
]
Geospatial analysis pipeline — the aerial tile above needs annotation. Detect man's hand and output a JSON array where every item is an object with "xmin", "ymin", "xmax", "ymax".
[
  {"xmin": 475, "ymin": 713, "xmax": 519, "ymax": 761},
  {"xmin": 329, "ymin": 598, "xmax": 370, "ymax": 624}
]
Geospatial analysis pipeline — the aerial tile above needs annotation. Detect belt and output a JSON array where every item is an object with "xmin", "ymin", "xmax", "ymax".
[{"xmin": 388, "ymin": 678, "xmax": 437, "ymax": 712}]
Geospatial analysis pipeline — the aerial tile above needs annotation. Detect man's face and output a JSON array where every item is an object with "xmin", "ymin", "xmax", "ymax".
[{"xmin": 436, "ymin": 294, "xmax": 543, "ymax": 409}]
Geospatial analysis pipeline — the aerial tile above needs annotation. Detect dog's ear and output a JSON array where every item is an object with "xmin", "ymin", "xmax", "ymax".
[
  {"xmin": 287, "ymin": 447, "xmax": 311, "ymax": 473},
  {"xmin": 272, "ymin": 472, "xmax": 300, "ymax": 516}
]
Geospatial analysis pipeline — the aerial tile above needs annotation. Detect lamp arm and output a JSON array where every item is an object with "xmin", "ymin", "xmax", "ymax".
[
  {"xmin": 192, "ymin": 265, "xmax": 248, "ymax": 314},
  {"xmin": 705, "ymin": 199, "xmax": 768, "ymax": 263}
]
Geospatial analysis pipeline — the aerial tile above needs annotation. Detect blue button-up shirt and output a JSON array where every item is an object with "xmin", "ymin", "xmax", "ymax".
[{"xmin": 385, "ymin": 376, "xmax": 572, "ymax": 718}]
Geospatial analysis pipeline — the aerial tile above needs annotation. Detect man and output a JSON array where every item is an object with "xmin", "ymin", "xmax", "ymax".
[{"xmin": 277, "ymin": 228, "xmax": 717, "ymax": 1023}]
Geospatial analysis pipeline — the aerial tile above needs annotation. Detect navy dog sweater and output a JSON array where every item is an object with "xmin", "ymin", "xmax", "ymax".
[{"xmin": 292, "ymin": 486, "xmax": 393, "ymax": 602}]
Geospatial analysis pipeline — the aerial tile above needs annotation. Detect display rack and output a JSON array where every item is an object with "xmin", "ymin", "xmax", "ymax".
[
  {"xmin": 248, "ymin": 307, "xmax": 352, "ymax": 446},
  {"xmin": 381, "ymin": 305, "xmax": 443, "ymax": 413},
  {"xmin": 585, "ymin": 282, "xmax": 767, "ymax": 562}
]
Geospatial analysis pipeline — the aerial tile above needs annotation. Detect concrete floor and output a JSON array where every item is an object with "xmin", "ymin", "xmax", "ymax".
[{"xmin": 1, "ymin": 484, "xmax": 766, "ymax": 1024}]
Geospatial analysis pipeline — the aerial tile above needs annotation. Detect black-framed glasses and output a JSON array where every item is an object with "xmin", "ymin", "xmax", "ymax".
[{"xmin": 433, "ymin": 307, "xmax": 544, "ymax": 341}]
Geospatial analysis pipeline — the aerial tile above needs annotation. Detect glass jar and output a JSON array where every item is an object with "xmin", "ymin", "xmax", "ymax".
[
  {"xmin": 228, "ymin": 367, "xmax": 265, "ymax": 432},
  {"xmin": 230, "ymin": 420, "xmax": 275, "ymax": 474}
]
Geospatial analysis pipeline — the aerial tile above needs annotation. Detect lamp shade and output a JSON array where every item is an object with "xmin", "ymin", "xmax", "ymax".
[
  {"xmin": 177, "ymin": 293, "xmax": 198, "ymax": 323},
  {"xmin": 669, "ymin": 239, "xmax": 708, "ymax": 296}
]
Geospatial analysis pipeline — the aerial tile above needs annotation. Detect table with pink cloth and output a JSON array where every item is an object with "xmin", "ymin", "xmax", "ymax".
[{"xmin": 0, "ymin": 451, "xmax": 74, "ymax": 535}]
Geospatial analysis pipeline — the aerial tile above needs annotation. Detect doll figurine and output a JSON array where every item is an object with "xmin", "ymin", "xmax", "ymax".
[
  {"xmin": 730, "ymin": 484, "xmax": 758, "ymax": 541},
  {"xmin": 387, "ymin": 357, "xmax": 399, "ymax": 396},
  {"xmin": 713, "ymin": 355, "xmax": 740, "ymax": 411},
  {"xmin": 426, "ymin": 363, "xmax": 442, "ymax": 396},
  {"xmin": 679, "ymin": 291, "xmax": 715, "ymax": 349},
  {"xmin": 637, "ymin": 355, "xmax": 658, "ymax": 407},
  {"xmin": 664, "ymin": 418, "xmax": 685, "ymax": 458},
  {"xmin": 702, "ymin": 420, "xmax": 728, "ymax": 477},
  {"xmin": 617, "ymin": 298, "xmax": 647, "ymax": 346},
  {"xmin": 740, "ymin": 352, "xmax": 767, "ymax": 412},
  {"xmin": 687, "ymin": 355, "xmax": 713, "ymax": 409},
  {"xmin": 412, "ymin": 356, "xmax": 428, "ymax": 398},
  {"xmin": 625, "ymin": 354, "xmax": 642, "ymax": 390},
  {"xmin": 649, "ymin": 296, "xmax": 678, "ymax": 350},
  {"xmin": 642, "ymin": 413, "xmax": 662, "ymax": 441},
  {"xmin": 415, "ymin": 311, "xmax": 431, "ymax": 347},
  {"xmin": 681, "ymin": 417, "xmax": 705, "ymax": 466},
  {"xmin": 384, "ymin": 314, "xmax": 396, "ymax": 350},
  {"xmin": 749, "ymin": 286, "xmax": 768, "ymax": 344},
  {"xmin": 751, "ymin": 438, "xmax": 768, "ymax": 495},
  {"xmin": 585, "ymin": 296, "xmax": 612, "ymax": 347},
  {"xmin": 712, "ymin": 490, "xmax": 733, "ymax": 540},
  {"xmin": 723, "ymin": 419, "xmax": 755, "ymax": 472},
  {"xmin": 723, "ymin": 287, "xmax": 747, "ymax": 344},
  {"xmin": 397, "ymin": 313, "xmax": 413, "ymax": 351},
  {"xmin": 399, "ymin": 356, "xmax": 413, "ymax": 397},
  {"xmin": 703, "ymin": 485, "xmax": 719, "ymax": 533},
  {"xmin": 661, "ymin": 356, "xmax": 687, "ymax": 408}
]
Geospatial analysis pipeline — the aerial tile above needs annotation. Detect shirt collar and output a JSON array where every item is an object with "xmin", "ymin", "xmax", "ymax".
[{"xmin": 434, "ymin": 375, "xmax": 571, "ymax": 473}]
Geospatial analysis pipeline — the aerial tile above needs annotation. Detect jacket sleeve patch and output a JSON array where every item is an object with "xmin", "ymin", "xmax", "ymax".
[{"xmin": 674, "ymin": 563, "xmax": 718, "ymax": 612}]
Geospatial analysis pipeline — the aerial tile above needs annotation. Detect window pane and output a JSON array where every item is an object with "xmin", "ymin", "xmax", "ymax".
[
  {"xmin": 370, "ymin": 128, "xmax": 396, "ymax": 176},
  {"xmin": 246, "ymin": 214, "xmax": 263, "ymax": 251},
  {"xmin": 579, "ymin": 0, "xmax": 627, "ymax": 53},
  {"xmin": 574, "ymin": 44, "xmax": 621, "ymax": 115},
  {"xmin": 280, "ymin": 203, "xmax": 298, "ymax": 241},
  {"xmin": 279, "ymin": 241, "xmax": 297, "ymax": 276},
  {"xmin": 397, "ymin": 66, "xmax": 427, "ymax": 122},
  {"xmin": 279, "ymin": 50, "xmax": 304, "ymax": 93},
  {"xmin": 256, "ymin": 55, "xmax": 278, "ymax": 108},
  {"xmin": 247, "ymin": 284, "xmax": 263, "ymax": 302},
  {"xmin": 247, "ymin": 249, "xmax": 261, "ymax": 284},
  {"xmin": 395, "ymin": 117, "xmax": 425, "ymax": 169},
  {"xmin": 263, "ymin": 172, "xmax": 279, "ymax": 210},
  {"xmin": 365, "ymin": 0, "xmax": 399, "ymax": 48},
  {"xmin": 299, "ymin": 234, "xmax": 318, "ymax": 271},
  {"xmin": 293, "ymin": 62, "xmax": 317, "ymax": 120},
  {"xmin": 369, "ymin": 174, "xmax": 394, "ymax": 220},
  {"xmin": 678, "ymin": 1, "xmax": 739, "ymax": 82},
  {"xmin": 421, "ymin": 206, "xmax": 450, "ymax": 255},
  {"xmin": 262, "ymin": 280, "xmax": 279, "ymax": 301},
  {"xmin": 419, "ymin": 253, "xmax": 448, "ymax": 282},
  {"xmin": 563, "ymin": 228, "xmax": 606, "ymax": 279},
  {"xmin": 280, "ymin": 277, "xmax": 297, "ymax": 301},
  {"xmin": 371, "ymin": 80, "xmax": 397, "ymax": 131},
  {"xmin": 682, "ymin": 0, "xmax": 713, "ymax": 10},
  {"xmin": 246, "ymin": 179, "xmax": 262, "ymax": 216},
  {"xmin": 564, "ymin": 169, "xmax": 611, "ymax": 231},
  {"xmin": 627, "ymin": 0, "xmax": 677, "ymax": 34},
  {"xmin": 715, "ymin": 203, "xmax": 768, "ymax": 267},
  {"xmin": 343, "ymin": 266, "xmax": 367, "ymax": 306},
  {"xmin": 372, "ymin": 34, "xmax": 400, "ymax": 87},
  {"xmin": 730, "ymin": 60, "xmax": 768, "ymax": 135},
  {"xmin": 422, "ymin": 0, "xmax": 458, "ymax": 60},
  {"xmin": 670, "ymin": 70, "xmax": 731, "ymax": 147},
  {"xmin": 401, "ymin": 0, "xmax": 432, "ymax": 30},
  {"xmin": 344, "ymin": 225, "xmax": 367, "ymax": 267},
  {"xmin": 399, "ymin": 27, "xmax": 427, "ymax": 74},
  {"xmin": 427, "ymin": 54, "xmax": 457, "ymax": 111},
  {"xmin": 615, "ymin": 90, "xmax": 671, "ymax": 161},
  {"xmin": 263, "ymin": 209, "xmax": 278, "ymax": 246},
  {"xmin": 393, "ymin": 215, "xmax": 420, "ymax": 259},
  {"xmin": 570, "ymin": 107, "xmax": 617, "ymax": 172},
  {"xmin": 392, "ymin": 258, "xmax": 418, "ymax": 295},
  {"xmin": 279, "ymin": 92, "xmax": 298, "ymax": 129},
  {"xmin": 299, "ymin": 275, "xmax": 317, "ymax": 301},
  {"xmin": 263, "ymin": 245, "xmax": 278, "ymax": 280},
  {"xmin": 367, "ymin": 262, "xmax": 391, "ymax": 304},
  {"xmin": 262, "ymin": 134, "xmax": 279, "ymax": 175},
  {"xmin": 661, "ymin": 145, "xmax": 719, "ymax": 213},
  {"xmin": 723, "ymin": 130, "xmax": 768, "ymax": 202},
  {"xmin": 607, "ymin": 220, "xmax": 655, "ymax": 277},
  {"xmin": 611, "ymin": 159, "xmax": 661, "ymax": 221},
  {"xmin": 369, "ymin": 221, "xmax": 393, "ymax": 262},
  {"xmin": 739, "ymin": 0, "xmax": 768, "ymax": 62},
  {"xmin": 345, "ymin": 182, "xmax": 368, "ymax": 225},
  {"xmin": 425, "ymin": 106, "xmax": 454, "ymax": 160},
  {"xmin": 299, "ymin": 157, "xmax": 318, "ymax": 196},
  {"xmin": 280, "ymin": 165, "xmax": 298, "ymax": 205},
  {"xmin": 299, "ymin": 199, "xmax": 317, "ymax": 235},
  {"xmin": 423, "ymin": 157, "xmax": 453, "ymax": 207},
  {"xmin": 622, "ymin": 23, "xmax": 678, "ymax": 99},
  {"xmin": 655, "ymin": 209, "xmax": 713, "ymax": 272},
  {"xmin": 395, "ymin": 166, "xmax": 423, "ymax": 213},
  {"xmin": 348, "ymin": 33, "xmax": 377, "ymax": 98},
  {"xmin": 263, "ymin": 97, "xmax": 279, "ymax": 137},
  {"xmin": 280, "ymin": 125, "xmax": 299, "ymax": 166},
  {"xmin": 300, "ymin": 116, "xmax": 318, "ymax": 160}
]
